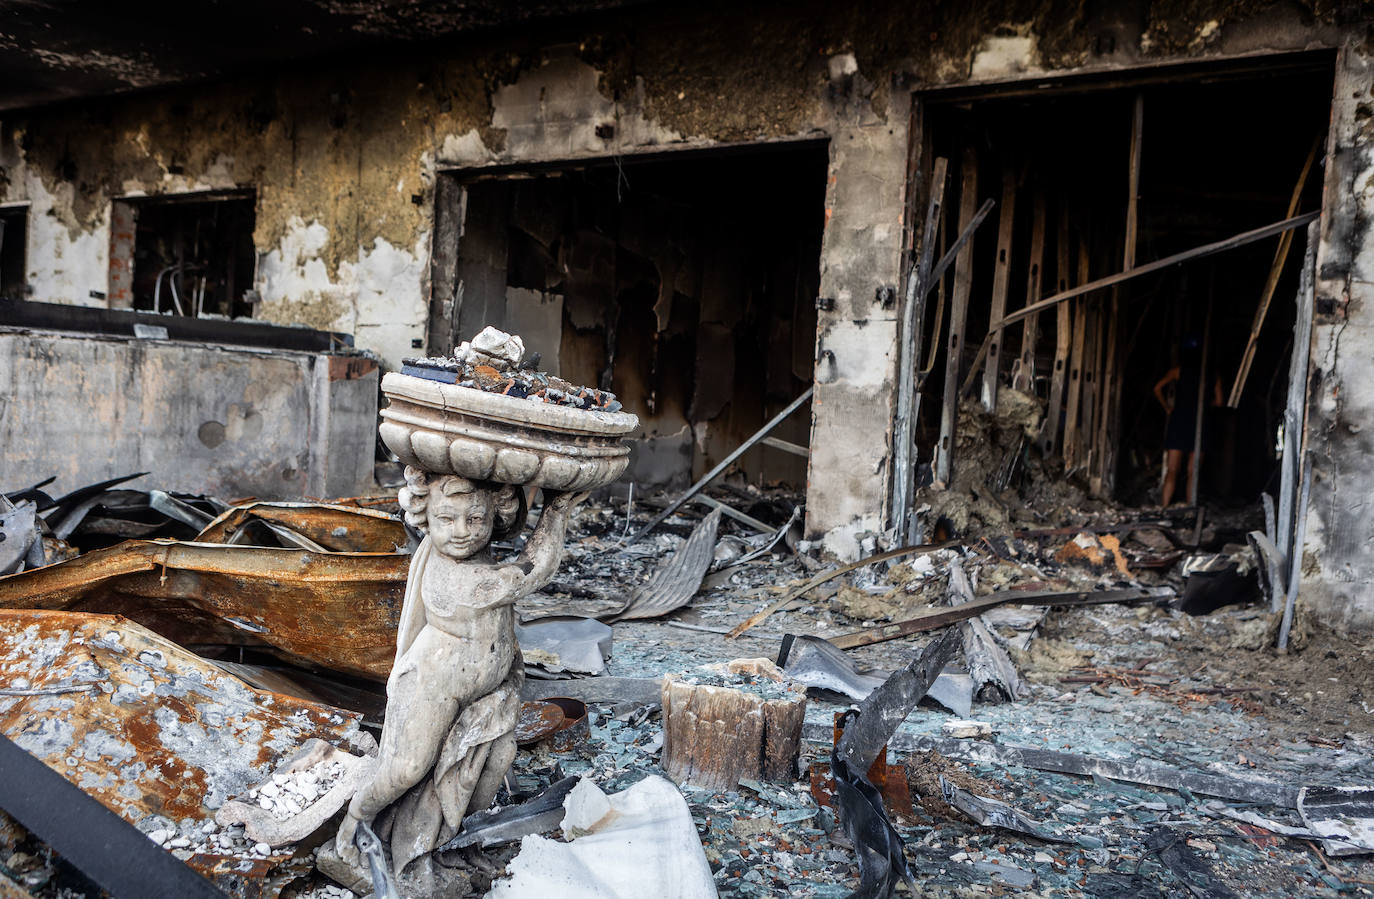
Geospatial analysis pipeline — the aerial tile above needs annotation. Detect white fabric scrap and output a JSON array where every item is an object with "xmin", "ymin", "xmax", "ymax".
[{"xmin": 487, "ymin": 775, "xmax": 718, "ymax": 898}]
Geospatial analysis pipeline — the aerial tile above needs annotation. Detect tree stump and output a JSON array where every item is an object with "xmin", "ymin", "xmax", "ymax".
[{"xmin": 660, "ymin": 674, "xmax": 806, "ymax": 791}]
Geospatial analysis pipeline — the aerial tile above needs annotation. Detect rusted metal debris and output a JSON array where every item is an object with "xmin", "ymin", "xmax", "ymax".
[
  {"xmin": 0, "ymin": 539, "xmax": 406, "ymax": 680},
  {"xmin": 0, "ymin": 609, "xmax": 371, "ymax": 894},
  {"xmin": 810, "ymin": 712, "xmax": 913, "ymax": 819},
  {"xmin": 0, "ymin": 609, "xmax": 370, "ymax": 820},
  {"xmin": 514, "ymin": 698, "xmax": 589, "ymax": 750},
  {"xmin": 196, "ymin": 502, "xmax": 408, "ymax": 553}
]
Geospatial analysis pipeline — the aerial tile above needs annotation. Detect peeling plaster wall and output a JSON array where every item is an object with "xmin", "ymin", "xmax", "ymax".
[
  {"xmin": 0, "ymin": 0, "xmax": 1354, "ymax": 558},
  {"xmin": 1306, "ymin": 32, "xmax": 1374, "ymax": 634},
  {"xmin": 0, "ymin": 330, "xmax": 378, "ymax": 500}
]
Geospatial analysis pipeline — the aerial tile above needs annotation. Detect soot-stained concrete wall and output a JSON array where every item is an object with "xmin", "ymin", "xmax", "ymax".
[
  {"xmin": 1307, "ymin": 32, "xmax": 1374, "ymax": 633},
  {"xmin": 0, "ymin": 0, "xmax": 1353, "ymax": 559},
  {"xmin": 0, "ymin": 330, "xmax": 379, "ymax": 500}
]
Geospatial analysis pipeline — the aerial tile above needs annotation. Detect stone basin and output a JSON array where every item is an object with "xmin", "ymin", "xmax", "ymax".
[{"xmin": 379, "ymin": 372, "xmax": 639, "ymax": 490}]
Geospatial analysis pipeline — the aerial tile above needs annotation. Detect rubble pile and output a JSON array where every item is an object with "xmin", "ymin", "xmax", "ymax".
[
  {"xmin": 144, "ymin": 819, "xmax": 273, "ymax": 859},
  {"xmin": 249, "ymin": 758, "xmax": 350, "ymax": 820},
  {"xmin": 2, "ymin": 461, "xmax": 1373, "ymax": 897},
  {"xmin": 921, "ymin": 390, "xmax": 1099, "ymax": 535},
  {"xmin": 402, "ymin": 326, "xmax": 623, "ymax": 412}
]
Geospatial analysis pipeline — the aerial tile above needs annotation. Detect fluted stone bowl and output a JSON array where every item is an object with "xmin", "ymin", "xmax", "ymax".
[{"xmin": 379, "ymin": 372, "xmax": 639, "ymax": 490}]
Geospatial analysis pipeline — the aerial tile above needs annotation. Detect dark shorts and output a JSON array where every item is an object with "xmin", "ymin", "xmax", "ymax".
[{"xmin": 1165, "ymin": 409, "xmax": 1211, "ymax": 451}]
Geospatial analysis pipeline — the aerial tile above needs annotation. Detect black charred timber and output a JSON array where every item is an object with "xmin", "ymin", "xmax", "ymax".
[
  {"xmin": 836, "ymin": 628, "xmax": 961, "ymax": 773},
  {"xmin": 830, "ymin": 631, "xmax": 961, "ymax": 898},
  {"xmin": 439, "ymin": 776, "xmax": 580, "ymax": 851},
  {"xmin": 1144, "ymin": 826, "xmax": 1240, "ymax": 899},
  {"xmin": 0, "ymin": 733, "xmax": 226, "ymax": 898},
  {"xmin": 0, "ymin": 298, "xmax": 349, "ymax": 352},
  {"xmin": 831, "ymin": 709, "xmax": 916, "ymax": 899}
]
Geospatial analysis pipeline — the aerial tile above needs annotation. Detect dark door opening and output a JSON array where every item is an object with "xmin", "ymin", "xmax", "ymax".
[
  {"xmin": 913, "ymin": 59, "xmax": 1333, "ymax": 514},
  {"xmin": 0, "ymin": 206, "xmax": 27, "ymax": 301},
  {"xmin": 432, "ymin": 142, "xmax": 829, "ymax": 490}
]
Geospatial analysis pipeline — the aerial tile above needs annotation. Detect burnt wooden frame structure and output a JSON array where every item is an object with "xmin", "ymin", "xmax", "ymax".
[{"xmin": 889, "ymin": 50, "xmax": 1335, "ymax": 535}]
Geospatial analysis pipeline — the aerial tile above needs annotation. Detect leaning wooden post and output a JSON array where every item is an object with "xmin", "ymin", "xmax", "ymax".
[
  {"xmin": 1228, "ymin": 134, "xmax": 1320, "ymax": 408},
  {"xmin": 982, "ymin": 167, "xmax": 1017, "ymax": 412},
  {"xmin": 1041, "ymin": 205, "xmax": 1073, "ymax": 457},
  {"xmin": 1011, "ymin": 190, "xmax": 1047, "ymax": 392},
  {"xmin": 935, "ymin": 146, "xmax": 980, "ymax": 485},
  {"xmin": 892, "ymin": 157, "xmax": 948, "ymax": 542},
  {"xmin": 1094, "ymin": 92, "xmax": 1144, "ymax": 497}
]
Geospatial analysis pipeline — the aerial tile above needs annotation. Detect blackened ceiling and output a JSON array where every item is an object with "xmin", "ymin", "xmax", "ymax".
[{"xmin": 0, "ymin": 0, "xmax": 655, "ymax": 112}]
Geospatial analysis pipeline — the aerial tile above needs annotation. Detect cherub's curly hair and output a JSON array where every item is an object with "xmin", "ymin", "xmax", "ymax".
[{"xmin": 398, "ymin": 466, "xmax": 525, "ymax": 540}]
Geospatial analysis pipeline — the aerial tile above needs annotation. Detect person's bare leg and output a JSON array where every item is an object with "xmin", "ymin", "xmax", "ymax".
[
  {"xmin": 1162, "ymin": 449, "xmax": 1186, "ymax": 507},
  {"xmin": 337, "ymin": 670, "xmax": 458, "ymax": 864},
  {"xmin": 1185, "ymin": 452, "xmax": 1203, "ymax": 504}
]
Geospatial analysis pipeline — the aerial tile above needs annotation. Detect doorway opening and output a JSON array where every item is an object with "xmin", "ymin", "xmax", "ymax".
[
  {"xmin": 432, "ymin": 142, "xmax": 829, "ymax": 491},
  {"xmin": 910, "ymin": 58, "xmax": 1333, "ymax": 517}
]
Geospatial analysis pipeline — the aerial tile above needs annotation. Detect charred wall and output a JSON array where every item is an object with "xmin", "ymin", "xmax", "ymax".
[
  {"xmin": 0, "ymin": 0, "xmax": 1356, "ymax": 557},
  {"xmin": 1307, "ymin": 31, "xmax": 1374, "ymax": 634}
]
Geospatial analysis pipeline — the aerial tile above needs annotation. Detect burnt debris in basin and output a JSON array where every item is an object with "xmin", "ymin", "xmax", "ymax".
[{"xmin": 402, "ymin": 326, "xmax": 623, "ymax": 413}]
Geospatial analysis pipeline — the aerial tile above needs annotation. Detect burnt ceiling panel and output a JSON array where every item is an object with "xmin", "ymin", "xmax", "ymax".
[{"xmin": 0, "ymin": 0, "xmax": 658, "ymax": 112}]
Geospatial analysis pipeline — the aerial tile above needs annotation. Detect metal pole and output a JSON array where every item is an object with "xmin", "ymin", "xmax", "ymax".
[{"xmin": 624, "ymin": 386, "xmax": 813, "ymax": 545}]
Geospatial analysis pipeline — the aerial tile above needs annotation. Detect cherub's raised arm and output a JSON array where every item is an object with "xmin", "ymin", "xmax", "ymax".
[{"xmin": 508, "ymin": 490, "xmax": 584, "ymax": 595}]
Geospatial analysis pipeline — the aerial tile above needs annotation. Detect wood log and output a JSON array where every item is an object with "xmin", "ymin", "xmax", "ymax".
[{"xmin": 660, "ymin": 675, "xmax": 806, "ymax": 791}]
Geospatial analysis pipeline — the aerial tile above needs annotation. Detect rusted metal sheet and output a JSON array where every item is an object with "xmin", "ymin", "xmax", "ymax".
[
  {"xmin": 0, "ymin": 541, "xmax": 404, "ymax": 680},
  {"xmin": 0, "ymin": 610, "xmax": 369, "ymax": 824},
  {"xmin": 187, "ymin": 853, "xmax": 313, "ymax": 899},
  {"xmin": 196, "ymin": 503, "xmax": 407, "ymax": 553}
]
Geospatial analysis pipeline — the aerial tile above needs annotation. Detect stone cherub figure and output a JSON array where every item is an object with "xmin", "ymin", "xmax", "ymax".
[{"xmin": 336, "ymin": 466, "xmax": 582, "ymax": 875}]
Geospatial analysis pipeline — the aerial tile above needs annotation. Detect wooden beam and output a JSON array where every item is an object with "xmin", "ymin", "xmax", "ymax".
[
  {"xmin": 1081, "ymin": 253, "xmax": 1102, "ymax": 472},
  {"xmin": 726, "ymin": 539, "xmax": 963, "ymax": 639},
  {"xmin": 759, "ymin": 436, "xmax": 809, "ymax": 457},
  {"xmin": 1062, "ymin": 290, "xmax": 1088, "ymax": 468},
  {"xmin": 982, "ymin": 167, "xmax": 1017, "ymax": 411},
  {"xmin": 1091, "ymin": 296, "xmax": 1119, "ymax": 496},
  {"xmin": 1227, "ymin": 134, "xmax": 1321, "ymax": 408},
  {"xmin": 1095, "ymin": 93, "xmax": 1144, "ymax": 497},
  {"xmin": 891, "ymin": 158, "xmax": 949, "ymax": 543},
  {"xmin": 827, "ymin": 586, "xmax": 1174, "ymax": 650},
  {"xmin": 1041, "ymin": 205, "xmax": 1073, "ymax": 457},
  {"xmin": 625, "ymin": 387, "xmax": 813, "ymax": 544},
  {"xmin": 1123, "ymin": 93, "xmax": 1144, "ymax": 273},
  {"xmin": 993, "ymin": 211, "xmax": 1318, "ymax": 332},
  {"xmin": 1012, "ymin": 190, "xmax": 1047, "ymax": 392},
  {"xmin": 935, "ymin": 146, "xmax": 980, "ymax": 485}
]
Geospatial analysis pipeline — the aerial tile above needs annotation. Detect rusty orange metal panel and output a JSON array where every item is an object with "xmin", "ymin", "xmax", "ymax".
[
  {"xmin": 0, "ymin": 610, "xmax": 370, "ymax": 829},
  {"xmin": 196, "ymin": 503, "xmax": 406, "ymax": 553},
  {"xmin": 0, "ymin": 541, "xmax": 404, "ymax": 681}
]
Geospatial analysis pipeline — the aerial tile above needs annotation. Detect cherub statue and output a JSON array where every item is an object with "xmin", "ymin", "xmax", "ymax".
[{"xmin": 336, "ymin": 466, "xmax": 582, "ymax": 874}]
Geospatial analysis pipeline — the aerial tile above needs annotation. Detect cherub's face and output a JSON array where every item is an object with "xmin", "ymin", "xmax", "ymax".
[{"xmin": 427, "ymin": 489, "xmax": 495, "ymax": 560}]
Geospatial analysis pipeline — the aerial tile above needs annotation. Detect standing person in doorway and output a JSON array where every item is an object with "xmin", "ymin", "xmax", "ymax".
[{"xmin": 1154, "ymin": 335, "xmax": 1222, "ymax": 507}]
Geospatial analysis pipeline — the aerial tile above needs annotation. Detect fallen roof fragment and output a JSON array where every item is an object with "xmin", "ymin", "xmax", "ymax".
[{"xmin": 606, "ymin": 507, "xmax": 720, "ymax": 622}]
